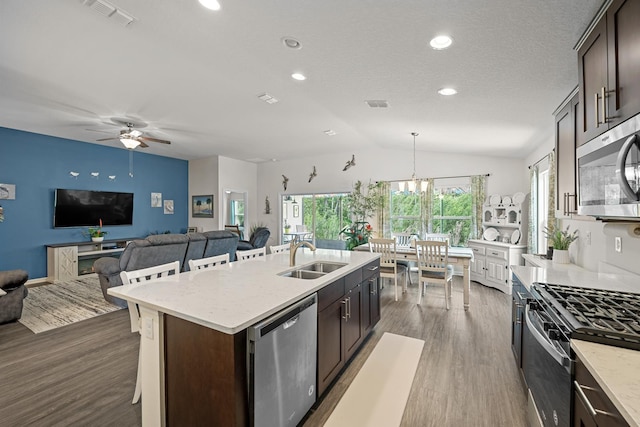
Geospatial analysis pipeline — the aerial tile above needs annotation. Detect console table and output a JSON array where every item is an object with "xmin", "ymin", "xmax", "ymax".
[{"xmin": 46, "ymin": 238, "xmax": 137, "ymax": 281}]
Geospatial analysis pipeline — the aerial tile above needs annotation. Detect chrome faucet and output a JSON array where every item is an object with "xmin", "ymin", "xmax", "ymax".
[{"xmin": 290, "ymin": 240, "xmax": 316, "ymax": 266}]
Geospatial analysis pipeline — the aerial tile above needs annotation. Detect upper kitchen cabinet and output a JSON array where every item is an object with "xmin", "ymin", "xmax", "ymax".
[
  {"xmin": 577, "ymin": 0, "xmax": 640, "ymax": 146},
  {"xmin": 555, "ymin": 89, "xmax": 579, "ymax": 216}
]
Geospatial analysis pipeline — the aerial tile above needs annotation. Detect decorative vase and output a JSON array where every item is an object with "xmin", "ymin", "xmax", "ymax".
[
  {"xmin": 92, "ymin": 236, "xmax": 104, "ymax": 242},
  {"xmin": 552, "ymin": 249, "xmax": 570, "ymax": 264}
]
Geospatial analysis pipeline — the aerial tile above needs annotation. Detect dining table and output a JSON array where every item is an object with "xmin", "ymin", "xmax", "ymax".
[
  {"xmin": 355, "ymin": 243, "xmax": 475, "ymax": 311},
  {"xmin": 283, "ymin": 231, "xmax": 313, "ymax": 243}
]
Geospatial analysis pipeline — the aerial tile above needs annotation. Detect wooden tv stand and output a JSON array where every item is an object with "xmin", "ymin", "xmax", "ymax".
[{"xmin": 46, "ymin": 238, "xmax": 137, "ymax": 281}]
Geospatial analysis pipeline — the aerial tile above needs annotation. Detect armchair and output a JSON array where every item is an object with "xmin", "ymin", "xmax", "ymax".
[
  {"xmin": 0, "ymin": 269, "xmax": 29, "ymax": 324},
  {"xmin": 236, "ymin": 227, "xmax": 270, "ymax": 251}
]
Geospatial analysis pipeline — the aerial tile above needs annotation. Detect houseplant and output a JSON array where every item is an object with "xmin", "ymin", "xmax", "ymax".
[
  {"xmin": 87, "ymin": 220, "xmax": 107, "ymax": 242},
  {"xmin": 543, "ymin": 224, "xmax": 578, "ymax": 264},
  {"xmin": 341, "ymin": 180, "xmax": 383, "ymax": 250}
]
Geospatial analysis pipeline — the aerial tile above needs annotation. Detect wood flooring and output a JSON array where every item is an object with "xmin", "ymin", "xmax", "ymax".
[{"xmin": 0, "ymin": 276, "xmax": 527, "ymax": 427}]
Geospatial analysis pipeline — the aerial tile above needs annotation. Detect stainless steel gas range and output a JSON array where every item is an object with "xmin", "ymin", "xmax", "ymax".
[{"xmin": 512, "ymin": 278, "xmax": 640, "ymax": 427}]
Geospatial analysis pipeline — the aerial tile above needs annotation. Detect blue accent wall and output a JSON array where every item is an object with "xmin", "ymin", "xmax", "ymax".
[{"xmin": 0, "ymin": 127, "xmax": 188, "ymax": 279}]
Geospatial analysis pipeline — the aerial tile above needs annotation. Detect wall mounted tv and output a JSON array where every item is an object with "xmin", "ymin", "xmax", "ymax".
[{"xmin": 54, "ymin": 189, "xmax": 134, "ymax": 227}]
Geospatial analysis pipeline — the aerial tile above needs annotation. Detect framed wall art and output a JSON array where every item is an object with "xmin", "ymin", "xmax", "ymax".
[
  {"xmin": 192, "ymin": 195, "xmax": 214, "ymax": 218},
  {"xmin": 293, "ymin": 204, "xmax": 300, "ymax": 218}
]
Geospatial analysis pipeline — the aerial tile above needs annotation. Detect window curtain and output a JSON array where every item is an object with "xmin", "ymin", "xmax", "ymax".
[
  {"xmin": 547, "ymin": 150, "xmax": 556, "ymax": 230},
  {"xmin": 529, "ymin": 165, "xmax": 539, "ymax": 254},
  {"xmin": 470, "ymin": 175, "xmax": 487, "ymax": 240},
  {"xmin": 376, "ymin": 181, "xmax": 391, "ymax": 238},
  {"xmin": 420, "ymin": 178, "xmax": 434, "ymax": 235}
]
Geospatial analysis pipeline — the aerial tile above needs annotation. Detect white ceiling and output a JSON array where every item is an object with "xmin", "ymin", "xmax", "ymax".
[{"xmin": 0, "ymin": 0, "xmax": 603, "ymax": 162}]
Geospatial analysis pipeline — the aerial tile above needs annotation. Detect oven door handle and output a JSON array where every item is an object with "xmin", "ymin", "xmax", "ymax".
[{"xmin": 525, "ymin": 304, "xmax": 570, "ymax": 368}]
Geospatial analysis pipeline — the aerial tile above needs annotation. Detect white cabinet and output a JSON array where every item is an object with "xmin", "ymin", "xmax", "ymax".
[
  {"xmin": 47, "ymin": 246, "xmax": 78, "ymax": 281},
  {"xmin": 468, "ymin": 240, "xmax": 525, "ymax": 295}
]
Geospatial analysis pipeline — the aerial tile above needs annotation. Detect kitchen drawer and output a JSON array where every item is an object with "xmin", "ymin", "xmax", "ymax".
[
  {"xmin": 486, "ymin": 247, "xmax": 508, "ymax": 261},
  {"xmin": 573, "ymin": 357, "xmax": 627, "ymax": 427},
  {"xmin": 362, "ymin": 259, "xmax": 380, "ymax": 281},
  {"xmin": 318, "ymin": 277, "xmax": 345, "ymax": 311},
  {"xmin": 469, "ymin": 245, "xmax": 485, "ymax": 256},
  {"xmin": 344, "ymin": 269, "xmax": 363, "ymax": 291}
]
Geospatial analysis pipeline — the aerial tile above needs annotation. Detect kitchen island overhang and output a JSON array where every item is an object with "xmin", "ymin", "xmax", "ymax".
[{"xmin": 108, "ymin": 248, "xmax": 381, "ymax": 426}]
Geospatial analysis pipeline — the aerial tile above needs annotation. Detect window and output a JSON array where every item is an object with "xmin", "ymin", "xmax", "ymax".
[
  {"xmin": 431, "ymin": 178, "xmax": 472, "ymax": 246},
  {"xmin": 389, "ymin": 185, "xmax": 422, "ymax": 235}
]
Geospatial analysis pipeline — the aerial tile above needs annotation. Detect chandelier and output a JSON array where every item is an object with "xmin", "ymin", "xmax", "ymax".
[{"xmin": 398, "ymin": 132, "xmax": 428, "ymax": 193}]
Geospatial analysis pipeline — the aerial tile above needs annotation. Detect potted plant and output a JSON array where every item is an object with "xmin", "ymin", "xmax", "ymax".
[
  {"xmin": 87, "ymin": 219, "xmax": 107, "ymax": 242},
  {"xmin": 341, "ymin": 180, "xmax": 383, "ymax": 250},
  {"xmin": 340, "ymin": 221, "xmax": 373, "ymax": 250},
  {"xmin": 543, "ymin": 224, "xmax": 578, "ymax": 264}
]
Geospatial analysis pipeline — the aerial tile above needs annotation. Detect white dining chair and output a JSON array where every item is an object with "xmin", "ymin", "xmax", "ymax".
[
  {"xmin": 236, "ymin": 247, "xmax": 266, "ymax": 261},
  {"xmin": 120, "ymin": 260, "xmax": 180, "ymax": 404},
  {"xmin": 188, "ymin": 253, "xmax": 230, "ymax": 270},
  {"xmin": 424, "ymin": 233, "xmax": 450, "ymax": 245},
  {"xmin": 369, "ymin": 238, "xmax": 407, "ymax": 301},
  {"xmin": 392, "ymin": 233, "xmax": 417, "ymax": 285},
  {"xmin": 269, "ymin": 243, "xmax": 290, "ymax": 254},
  {"xmin": 414, "ymin": 240, "xmax": 453, "ymax": 309}
]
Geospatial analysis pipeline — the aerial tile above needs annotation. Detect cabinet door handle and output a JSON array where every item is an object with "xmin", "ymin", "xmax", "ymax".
[
  {"xmin": 367, "ymin": 266, "xmax": 379, "ymax": 271},
  {"xmin": 346, "ymin": 297, "xmax": 351, "ymax": 319},
  {"xmin": 341, "ymin": 299, "xmax": 348, "ymax": 321},
  {"xmin": 601, "ymin": 86, "xmax": 607, "ymax": 125},
  {"xmin": 573, "ymin": 381, "xmax": 618, "ymax": 419},
  {"xmin": 594, "ymin": 92, "xmax": 600, "ymax": 128}
]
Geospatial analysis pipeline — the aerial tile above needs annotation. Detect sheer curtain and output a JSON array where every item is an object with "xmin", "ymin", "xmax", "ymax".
[
  {"xmin": 471, "ymin": 175, "xmax": 487, "ymax": 240},
  {"xmin": 420, "ymin": 178, "xmax": 434, "ymax": 235},
  {"xmin": 376, "ymin": 181, "xmax": 391, "ymax": 238},
  {"xmin": 547, "ymin": 150, "xmax": 556, "ymax": 231}
]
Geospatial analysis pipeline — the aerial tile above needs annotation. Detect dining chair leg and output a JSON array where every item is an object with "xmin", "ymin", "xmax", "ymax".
[
  {"xmin": 417, "ymin": 280, "xmax": 422, "ymax": 305},
  {"xmin": 444, "ymin": 280, "xmax": 450, "ymax": 310},
  {"xmin": 403, "ymin": 269, "xmax": 408, "ymax": 293},
  {"xmin": 394, "ymin": 276, "xmax": 398, "ymax": 301}
]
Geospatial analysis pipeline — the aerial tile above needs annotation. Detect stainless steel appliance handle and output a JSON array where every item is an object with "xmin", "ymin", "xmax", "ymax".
[
  {"xmin": 283, "ymin": 315, "xmax": 299, "ymax": 330},
  {"xmin": 616, "ymin": 134, "xmax": 640, "ymax": 201},
  {"xmin": 524, "ymin": 304, "xmax": 570, "ymax": 367}
]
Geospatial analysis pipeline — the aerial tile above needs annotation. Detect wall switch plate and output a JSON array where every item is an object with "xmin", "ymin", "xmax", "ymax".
[{"xmin": 615, "ymin": 236, "xmax": 622, "ymax": 253}]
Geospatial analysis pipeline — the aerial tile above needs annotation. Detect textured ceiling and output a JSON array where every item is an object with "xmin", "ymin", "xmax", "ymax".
[{"xmin": 0, "ymin": 0, "xmax": 603, "ymax": 161}]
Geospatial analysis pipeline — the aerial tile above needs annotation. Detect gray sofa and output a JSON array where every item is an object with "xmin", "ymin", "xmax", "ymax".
[
  {"xmin": 0, "ymin": 269, "xmax": 29, "ymax": 324},
  {"xmin": 93, "ymin": 231, "xmax": 239, "ymax": 307}
]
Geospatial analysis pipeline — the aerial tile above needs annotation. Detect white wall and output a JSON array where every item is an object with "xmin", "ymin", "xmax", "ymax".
[
  {"xmin": 256, "ymin": 147, "xmax": 529, "ymax": 247},
  {"xmin": 188, "ymin": 156, "xmax": 219, "ymax": 232}
]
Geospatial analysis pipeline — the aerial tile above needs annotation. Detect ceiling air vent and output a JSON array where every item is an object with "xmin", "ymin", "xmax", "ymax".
[
  {"xmin": 83, "ymin": 0, "xmax": 136, "ymax": 26},
  {"xmin": 365, "ymin": 100, "xmax": 389, "ymax": 108}
]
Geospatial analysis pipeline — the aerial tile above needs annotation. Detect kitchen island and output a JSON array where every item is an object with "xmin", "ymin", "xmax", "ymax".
[{"xmin": 108, "ymin": 248, "xmax": 380, "ymax": 426}]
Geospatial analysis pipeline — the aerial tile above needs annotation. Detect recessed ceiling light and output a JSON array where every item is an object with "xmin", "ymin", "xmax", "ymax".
[
  {"xmin": 438, "ymin": 87, "xmax": 457, "ymax": 96},
  {"xmin": 430, "ymin": 35, "xmax": 453, "ymax": 50},
  {"xmin": 291, "ymin": 73, "xmax": 306, "ymax": 81},
  {"xmin": 198, "ymin": 0, "xmax": 221, "ymax": 11},
  {"xmin": 282, "ymin": 37, "xmax": 302, "ymax": 50}
]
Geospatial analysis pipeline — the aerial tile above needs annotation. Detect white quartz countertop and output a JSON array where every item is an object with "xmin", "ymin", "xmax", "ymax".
[
  {"xmin": 108, "ymin": 248, "xmax": 380, "ymax": 334},
  {"xmin": 572, "ymin": 340, "xmax": 640, "ymax": 427}
]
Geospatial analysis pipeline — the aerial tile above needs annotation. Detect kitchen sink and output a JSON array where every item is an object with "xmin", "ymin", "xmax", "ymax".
[
  {"xmin": 300, "ymin": 262, "xmax": 347, "ymax": 273},
  {"xmin": 278, "ymin": 261, "xmax": 347, "ymax": 280},
  {"xmin": 278, "ymin": 270, "xmax": 326, "ymax": 280}
]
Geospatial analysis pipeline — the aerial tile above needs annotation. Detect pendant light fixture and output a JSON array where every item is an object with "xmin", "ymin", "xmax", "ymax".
[{"xmin": 408, "ymin": 132, "xmax": 419, "ymax": 192}]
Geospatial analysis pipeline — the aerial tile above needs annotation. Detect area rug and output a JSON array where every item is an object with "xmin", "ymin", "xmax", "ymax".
[
  {"xmin": 19, "ymin": 276, "xmax": 123, "ymax": 334},
  {"xmin": 323, "ymin": 332, "xmax": 425, "ymax": 427}
]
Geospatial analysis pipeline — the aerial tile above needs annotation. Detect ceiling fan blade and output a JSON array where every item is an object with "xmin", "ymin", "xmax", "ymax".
[
  {"xmin": 139, "ymin": 136, "xmax": 171, "ymax": 144},
  {"xmin": 138, "ymin": 140, "xmax": 150, "ymax": 148},
  {"xmin": 96, "ymin": 137, "xmax": 119, "ymax": 141}
]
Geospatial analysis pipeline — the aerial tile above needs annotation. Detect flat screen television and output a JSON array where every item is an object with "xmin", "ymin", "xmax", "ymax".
[{"xmin": 54, "ymin": 189, "xmax": 134, "ymax": 227}]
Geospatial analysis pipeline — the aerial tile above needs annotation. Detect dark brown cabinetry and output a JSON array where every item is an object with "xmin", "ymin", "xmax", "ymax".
[
  {"xmin": 317, "ymin": 259, "xmax": 380, "ymax": 396},
  {"xmin": 577, "ymin": 0, "xmax": 640, "ymax": 146},
  {"xmin": 573, "ymin": 354, "xmax": 628, "ymax": 427},
  {"xmin": 555, "ymin": 90, "xmax": 580, "ymax": 215}
]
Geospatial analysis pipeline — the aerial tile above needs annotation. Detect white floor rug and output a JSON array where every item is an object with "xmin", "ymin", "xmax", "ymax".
[
  {"xmin": 323, "ymin": 332, "xmax": 425, "ymax": 427},
  {"xmin": 19, "ymin": 276, "xmax": 123, "ymax": 334}
]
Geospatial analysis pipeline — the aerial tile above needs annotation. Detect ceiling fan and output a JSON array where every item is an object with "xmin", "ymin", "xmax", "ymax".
[{"xmin": 96, "ymin": 122, "xmax": 171, "ymax": 149}]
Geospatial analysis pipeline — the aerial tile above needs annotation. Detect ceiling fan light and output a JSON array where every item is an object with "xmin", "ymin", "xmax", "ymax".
[
  {"xmin": 120, "ymin": 137, "xmax": 141, "ymax": 149},
  {"xmin": 398, "ymin": 181, "xmax": 406, "ymax": 192}
]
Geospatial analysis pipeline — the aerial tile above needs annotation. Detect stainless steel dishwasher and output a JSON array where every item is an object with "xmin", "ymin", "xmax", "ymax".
[{"xmin": 248, "ymin": 293, "xmax": 317, "ymax": 427}]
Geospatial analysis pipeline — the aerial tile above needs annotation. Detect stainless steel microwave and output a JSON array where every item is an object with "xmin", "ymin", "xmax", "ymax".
[{"xmin": 577, "ymin": 114, "xmax": 640, "ymax": 219}]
